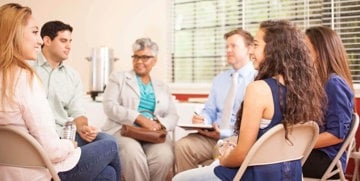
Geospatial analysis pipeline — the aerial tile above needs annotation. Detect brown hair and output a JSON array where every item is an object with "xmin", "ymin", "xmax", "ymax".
[
  {"xmin": 305, "ymin": 26, "xmax": 354, "ymax": 92},
  {"xmin": 235, "ymin": 20, "xmax": 325, "ymax": 138},
  {"xmin": 224, "ymin": 28, "xmax": 254, "ymax": 47}
]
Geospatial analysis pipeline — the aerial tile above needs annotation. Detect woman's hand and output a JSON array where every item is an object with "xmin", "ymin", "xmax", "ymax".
[
  {"xmin": 136, "ymin": 115, "xmax": 162, "ymax": 131},
  {"xmin": 148, "ymin": 121, "xmax": 162, "ymax": 131}
]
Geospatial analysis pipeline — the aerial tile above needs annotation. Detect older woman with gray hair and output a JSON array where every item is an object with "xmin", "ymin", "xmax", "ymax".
[{"xmin": 102, "ymin": 38, "xmax": 179, "ymax": 181}]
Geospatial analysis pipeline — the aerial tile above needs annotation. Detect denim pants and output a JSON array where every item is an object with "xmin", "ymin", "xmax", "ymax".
[
  {"xmin": 172, "ymin": 160, "xmax": 221, "ymax": 181},
  {"xmin": 58, "ymin": 132, "xmax": 121, "ymax": 181}
]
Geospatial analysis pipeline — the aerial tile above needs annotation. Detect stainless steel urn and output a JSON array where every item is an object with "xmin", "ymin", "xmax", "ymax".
[{"xmin": 86, "ymin": 47, "xmax": 118, "ymax": 100}]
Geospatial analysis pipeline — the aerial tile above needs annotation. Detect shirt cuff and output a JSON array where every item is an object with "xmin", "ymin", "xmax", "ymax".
[{"xmin": 219, "ymin": 128, "xmax": 233, "ymax": 139}]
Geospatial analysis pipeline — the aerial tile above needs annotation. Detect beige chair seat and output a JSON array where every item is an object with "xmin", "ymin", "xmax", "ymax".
[
  {"xmin": 233, "ymin": 121, "xmax": 320, "ymax": 180},
  {"xmin": 0, "ymin": 126, "xmax": 60, "ymax": 181}
]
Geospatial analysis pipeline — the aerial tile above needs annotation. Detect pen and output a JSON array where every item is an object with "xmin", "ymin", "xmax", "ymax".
[{"xmin": 194, "ymin": 112, "xmax": 199, "ymax": 115}]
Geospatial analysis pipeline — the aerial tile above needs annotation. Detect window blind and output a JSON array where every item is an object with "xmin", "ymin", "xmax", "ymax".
[{"xmin": 171, "ymin": 0, "xmax": 360, "ymax": 83}]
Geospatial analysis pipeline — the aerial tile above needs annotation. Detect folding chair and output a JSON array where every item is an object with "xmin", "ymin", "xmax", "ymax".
[
  {"xmin": 350, "ymin": 113, "xmax": 360, "ymax": 181},
  {"xmin": 351, "ymin": 147, "xmax": 360, "ymax": 181},
  {"xmin": 0, "ymin": 126, "xmax": 60, "ymax": 181},
  {"xmin": 303, "ymin": 113, "xmax": 359, "ymax": 181},
  {"xmin": 233, "ymin": 121, "xmax": 319, "ymax": 180}
]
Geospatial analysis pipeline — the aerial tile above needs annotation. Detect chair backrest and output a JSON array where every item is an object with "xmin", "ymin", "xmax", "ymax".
[
  {"xmin": 317, "ymin": 113, "xmax": 359, "ymax": 180},
  {"xmin": 0, "ymin": 126, "xmax": 60, "ymax": 181},
  {"xmin": 233, "ymin": 121, "xmax": 319, "ymax": 181}
]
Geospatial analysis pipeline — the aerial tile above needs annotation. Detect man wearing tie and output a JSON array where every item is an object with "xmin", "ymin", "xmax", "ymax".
[{"xmin": 174, "ymin": 28, "xmax": 257, "ymax": 177}]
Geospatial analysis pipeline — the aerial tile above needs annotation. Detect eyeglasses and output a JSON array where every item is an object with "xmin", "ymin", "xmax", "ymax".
[{"xmin": 131, "ymin": 55, "xmax": 154, "ymax": 62}]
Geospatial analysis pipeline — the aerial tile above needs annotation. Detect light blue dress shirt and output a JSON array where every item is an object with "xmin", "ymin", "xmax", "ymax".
[
  {"xmin": 202, "ymin": 61, "xmax": 257, "ymax": 138},
  {"xmin": 31, "ymin": 52, "xmax": 85, "ymax": 135}
]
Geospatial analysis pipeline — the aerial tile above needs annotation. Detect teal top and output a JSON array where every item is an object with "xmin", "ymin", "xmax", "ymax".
[{"xmin": 136, "ymin": 76, "xmax": 156, "ymax": 119}]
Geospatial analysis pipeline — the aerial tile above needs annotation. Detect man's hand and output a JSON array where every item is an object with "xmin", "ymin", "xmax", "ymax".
[
  {"xmin": 192, "ymin": 113, "xmax": 204, "ymax": 124},
  {"xmin": 78, "ymin": 125, "xmax": 99, "ymax": 142},
  {"xmin": 71, "ymin": 140, "xmax": 78, "ymax": 148},
  {"xmin": 197, "ymin": 123, "xmax": 220, "ymax": 140}
]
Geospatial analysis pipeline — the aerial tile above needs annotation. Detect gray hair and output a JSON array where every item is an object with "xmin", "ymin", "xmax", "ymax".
[{"xmin": 132, "ymin": 38, "xmax": 159, "ymax": 56}]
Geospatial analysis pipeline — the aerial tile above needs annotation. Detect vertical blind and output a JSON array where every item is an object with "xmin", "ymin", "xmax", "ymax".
[{"xmin": 171, "ymin": 0, "xmax": 360, "ymax": 83}]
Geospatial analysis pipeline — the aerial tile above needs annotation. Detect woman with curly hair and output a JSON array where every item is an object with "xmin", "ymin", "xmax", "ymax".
[
  {"xmin": 214, "ymin": 20, "xmax": 326, "ymax": 181},
  {"xmin": 303, "ymin": 26, "xmax": 354, "ymax": 179}
]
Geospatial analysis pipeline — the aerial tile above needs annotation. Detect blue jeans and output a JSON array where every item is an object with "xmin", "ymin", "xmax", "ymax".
[
  {"xmin": 214, "ymin": 160, "xmax": 302, "ymax": 181},
  {"xmin": 172, "ymin": 160, "xmax": 221, "ymax": 181},
  {"xmin": 58, "ymin": 132, "xmax": 121, "ymax": 181}
]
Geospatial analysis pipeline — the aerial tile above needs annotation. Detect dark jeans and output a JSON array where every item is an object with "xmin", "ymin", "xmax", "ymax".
[
  {"xmin": 58, "ymin": 132, "xmax": 121, "ymax": 181},
  {"xmin": 302, "ymin": 149, "xmax": 339, "ymax": 179},
  {"xmin": 214, "ymin": 160, "xmax": 302, "ymax": 181}
]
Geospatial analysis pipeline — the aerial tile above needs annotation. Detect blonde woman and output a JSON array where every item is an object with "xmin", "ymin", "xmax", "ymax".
[{"xmin": 0, "ymin": 3, "xmax": 120, "ymax": 181}]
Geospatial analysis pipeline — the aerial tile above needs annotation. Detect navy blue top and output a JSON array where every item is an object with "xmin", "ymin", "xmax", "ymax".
[
  {"xmin": 214, "ymin": 78, "xmax": 303, "ymax": 181},
  {"xmin": 318, "ymin": 73, "xmax": 354, "ymax": 171}
]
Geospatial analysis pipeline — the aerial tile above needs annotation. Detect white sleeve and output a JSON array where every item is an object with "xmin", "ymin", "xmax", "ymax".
[{"xmin": 18, "ymin": 74, "xmax": 75, "ymax": 163}]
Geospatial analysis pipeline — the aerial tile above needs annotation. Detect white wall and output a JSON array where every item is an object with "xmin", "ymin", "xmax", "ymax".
[{"xmin": 0, "ymin": 0, "xmax": 171, "ymax": 93}]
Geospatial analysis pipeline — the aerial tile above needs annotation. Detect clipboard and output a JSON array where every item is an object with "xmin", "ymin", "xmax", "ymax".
[{"xmin": 177, "ymin": 123, "xmax": 214, "ymax": 131}]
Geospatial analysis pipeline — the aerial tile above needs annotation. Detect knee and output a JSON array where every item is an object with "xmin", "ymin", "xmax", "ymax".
[
  {"xmin": 97, "ymin": 132, "xmax": 117, "ymax": 142},
  {"xmin": 121, "ymin": 148, "xmax": 146, "ymax": 164},
  {"xmin": 99, "ymin": 137, "xmax": 119, "ymax": 155},
  {"xmin": 175, "ymin": 139, "xmax": 186, "ymax": 149},
  {"xmin": 151, "ymin": 148, "xmax": 174, "ymax": 167},
  {"xmin": 158, "ymin": 153, "xmax": 174, "ymax": 166},
  {"xmin": 175, "ymin": 139, "xmax": 192, "ymax": 154},
  {"xmin": 158, "ymin": 154, "xmax": 175, "ymax": 167},
  {"xmin": 96, "ymin": 165, "xmax": 117, "ymax": 181},
  {"xmin": 108, "ymin": 139, "xmax": 119, "ymax": 152}
]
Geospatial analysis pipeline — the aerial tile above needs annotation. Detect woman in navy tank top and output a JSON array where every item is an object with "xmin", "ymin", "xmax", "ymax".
[{"xmin": 214, "ymin": 20, "xmax": 326, "ymax": 181}]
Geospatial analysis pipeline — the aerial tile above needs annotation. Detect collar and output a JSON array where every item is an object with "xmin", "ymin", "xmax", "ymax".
[
  {"xmin": 36, "ymin": 51, "xmax": 65, "ymax": 70},
  {"xmin": 125, "ymin": 70, "xmax": 161, "ymax": 87},
  {"xmin": 233, "ymin": 60, "xmax": 255, "ymax": 77}
]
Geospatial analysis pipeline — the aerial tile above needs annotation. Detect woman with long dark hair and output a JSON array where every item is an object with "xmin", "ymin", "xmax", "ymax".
[
  {"xmin": 214, "ymin": 20, "xmax": 326, "ymax": 181},
  {"xmin": 303, "ymin": 26, "xmax": 354, "ymax": 179}
]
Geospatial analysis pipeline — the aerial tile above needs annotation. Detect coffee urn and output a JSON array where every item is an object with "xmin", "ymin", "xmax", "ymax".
[{"xmin": 86, "ymin": 47, "xmax": 118, "ymax": 101}]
